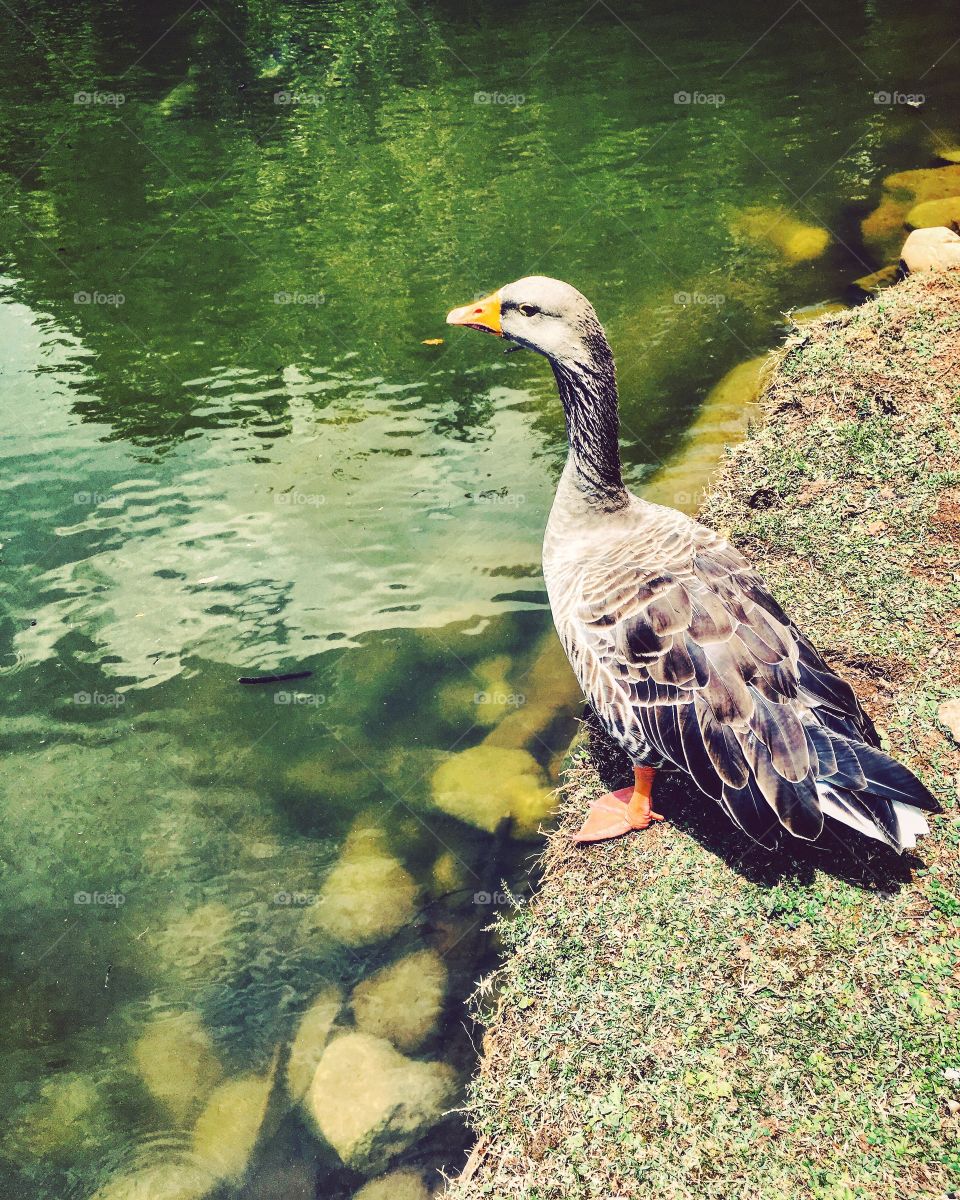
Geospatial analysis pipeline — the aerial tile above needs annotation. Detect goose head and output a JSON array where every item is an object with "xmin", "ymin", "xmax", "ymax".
[
  {"xmin": 446, "ymin": 276, "xmax": 610, "ymax": 374},
  {"xmin": 447, "ymin": 276, "xmax": 626, "ymax": 508}
]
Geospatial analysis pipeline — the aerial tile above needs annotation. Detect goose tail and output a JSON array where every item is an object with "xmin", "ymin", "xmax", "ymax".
[{"xmin": 813, "ymin": 733, "xmax": 938, "ymax": 852}]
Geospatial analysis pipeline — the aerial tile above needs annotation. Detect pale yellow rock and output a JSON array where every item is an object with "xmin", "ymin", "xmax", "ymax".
[
  {"xmin": 731, "ymin": 206, "xmax": 830, "ymax": 262},
  {"xmin": 481, "ymin": 637, "xmax": 580, "ymax": 756},
  {"xmin": 905, "ymin": 196, "xmax": 960, "ymax": 230},
  {"xmin": 306, "ymin": 1032, "xmax": 456, "ymax": 1172},
  {"xmin": 644, "ymin": 355, "xmax": 770, "ymax": 514},
  {"xmin": 7, "ymin": 1073, "xmax": 106, "ymax": 1160},
  {"xmin": 431, "ymin": 849, "xmax": 466, "ymax": 894},
  {"xmin": 939, "ymin": 698, "xmax": 960, "ymax": 744},
  {"xmin": 431, "ymin": 744, "xmax": 554, "ymax": 839},
  {"xmin": 286, "ymin": 985, "xmax": 342, "ymax": 1100},
  {"xmin": 351, "ymin": 949, "xmax": 447, "ymax": 1051},
  {"xmin": 437, "ymin": 655, "xmax": 517, "ymax": 728},
  {"xmin": 133, "ymin": 1011, "xmax": 223, "ymax": 1125},
  {"xmin": 306, "ymin": 824, "xmax": 418, "ymax": 947},
  {"xmin": 90, "ymin": 1162, "xmax": 217, "ymax": 1200},
  {"xmin": 353, "ymin": 1168, "xmax": 431, "ymax": 1200},
  {"xmin": 788, "ymin": 300, "xmax": 848, "ymax": 324},
  {"xmin": 192, "ymin": 1071, "xmax": 274, "ymax": 1182},
  {"xmin": 900, "ymin": 226, "xmax": 960, "ymax": 273},
  {"xmin": 147, "ymin": 902, "xmax": 236, "ymax": 988},
  {"xmin": 851, "ymin": 265, "xmax": 900, "ymax": 295}
]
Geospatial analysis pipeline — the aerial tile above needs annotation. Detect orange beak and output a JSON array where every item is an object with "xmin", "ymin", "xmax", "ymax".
[{"xmin": 446, "ymin": 291, "xmax": 502, "ymax": 336}]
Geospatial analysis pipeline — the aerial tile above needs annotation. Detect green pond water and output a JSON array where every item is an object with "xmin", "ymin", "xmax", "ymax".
[{"xmin": 1, "ymin": 0, "xmax": 959, "ymax": 1195}]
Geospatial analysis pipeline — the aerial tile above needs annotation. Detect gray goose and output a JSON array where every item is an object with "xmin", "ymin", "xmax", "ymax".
[{"xmin": 447, "ymin": 277, "xmax": 935, "ymax": 851}]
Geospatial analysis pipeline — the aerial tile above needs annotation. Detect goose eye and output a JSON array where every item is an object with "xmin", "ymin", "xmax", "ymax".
[{"xmin": 517, "ymin": 303, "xmax": 540, "ymax": 318}]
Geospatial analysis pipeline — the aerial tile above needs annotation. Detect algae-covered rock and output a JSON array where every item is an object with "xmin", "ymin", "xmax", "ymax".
[
  {"xmin": 286, "ymin": 985, "xmax": 343, "ymax": 1100},
  {"xmin": 850, "ymin": 264, "xmax": 900, "ymax": 297},
  {"xmin": 146, "ymin": 901, "xmax": 237, "ymax": 990},
  {"xmin": 436, "ymin": 655, "xmax": 519, "ymax": 729},
  {"xmin": 431, "ymin": 745, "xmax": 554, "ymax": 839},
  {"xmin": 306, "ymin": 1032, "xmax": 456, "ymax": 1172},
  {"xmin": 900, "ymin": 226, "xmax": 960, "ymax": 273},
  {"xmin": 304, "ymin": 825, "xmax": 418, "ymax": 947},
  {"xmin": 482, "ymin": 638, "xmax": 580, "ymax": 755},
  {"xmin": 730, "ymin": 206, "xmax": 830, "ymax": 262},
  {"xmin": 788, "ymin": 300, "xmax": 848, "ymax": 325},
  {"xmin": 6, "ymin": 1072, "xmax": 110, "ymax": 1161},
  {"xmin": 351, "ymin": 949, "xmax": 447, "ymax": 1052},
  {"xmin": 133, "ymin": 1010, "xmax": 223, "ymax": 1125},
  {"xmin": 353, "ymin": 1168, "xmax": 431, "ymax": 1200},
  {"xmin": 191, "ymin": 1070, "xmax": 274, "ymax": 1182},
  {"xmin": 431, "ymin": 849, "xmax": 467, "ymax": 894},
  {"xmin": 905, "ymin": 196, "xmax": 960, "ymax": 231},
  {"xmin": 643, "ymin": 355, "xmax": 770, "ymax": 514},
  {"xmin": 90, "ymin": 1161, "xmax": 217, "ymax": 1200}
]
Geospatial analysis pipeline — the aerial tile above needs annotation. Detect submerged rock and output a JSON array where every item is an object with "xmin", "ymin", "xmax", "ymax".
[
  {"xmin": 730, "ymin": 206, "xmax": 830, "ymax": 262},
  {"xmin": 431, "ymin": 744, "xmax": 554, "ymax": 839},
  {"xmin": 90, "ymin": 1162, "xmax": 217, "ymax": 1200},
  {"xmin": 436, "ymin": 655, "xmax": 517, "ymax": 729},
  {"xmin": 862, "ymin": 164, "xmax": 960, "ymax": 261},
  {"xmin": 788, "ymin": 300, "xmax": 848, "ymax": 325},
  {"xmin": 304, "ymin": 824, "xmax": 418, "ymax": 947},
  {"xmin": 351, "ymin": 949, "xmax": 447, "ymax": 1052},
  {"xmin": 906, "ymin": 196, "xmax": 960, "ymax": 231},
  {"xmin": 430, "ymin": 849, "xmax": 467, "ymax": 895},
  {"xmin": 192, "ymin": 1070, "xmax": 275, "ymax": 1182},
  {"xmin": 6, "ymin": 1072, "xmax": 110, "ymax": 1161},
  {"xmin": 850, "ymin": 264, "xmax": 901, "ymax": 297},
  {"xmin": 353, "ymin": 1168, "xmax": 432, "ymax": 1200},
  {"xmin": 146, "ymin": 901, "xmax": 238, "ymax": 992},
  {"xmin": 306, "ymin": 1032, "xmax": 457, "ymax": 1173},
  {"xmin": 286, "ymin": 985, "xmax": 343, "ymax": 1101},
  {"xmin": 643, "ymin": 355, "xmax": 770, "ymax": 515},
  {"xmin": 133, "ymin": 1010, "xmax": 223, "ymax": 1125},
  {"xmin": 900, "ymin": 227, "xmax": 960, "ymax": 273}
]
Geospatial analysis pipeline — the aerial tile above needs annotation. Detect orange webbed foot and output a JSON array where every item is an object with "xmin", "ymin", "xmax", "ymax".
[
  {"xmin": 571, "ymin": 787, "xmax": 635, "ymax": 844},
  {"xmin": 572, "ymin": 766, "xmax": 663, "ymax": 845}
]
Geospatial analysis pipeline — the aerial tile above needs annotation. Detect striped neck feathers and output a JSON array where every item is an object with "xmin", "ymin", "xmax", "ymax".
[{"xmin": 551, "ymin": 332, "xmax": 627, "ymax": 512}]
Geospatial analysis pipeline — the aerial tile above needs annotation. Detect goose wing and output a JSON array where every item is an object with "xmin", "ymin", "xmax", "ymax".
[{"xmin": 570, "ymin": 517, "xmax": 928, "ymax": 848}]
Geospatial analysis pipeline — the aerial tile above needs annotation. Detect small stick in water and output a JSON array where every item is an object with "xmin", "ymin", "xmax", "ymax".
[{"xmin": 238, "ymin": 670, "xmax": 313, "ymax": 686}]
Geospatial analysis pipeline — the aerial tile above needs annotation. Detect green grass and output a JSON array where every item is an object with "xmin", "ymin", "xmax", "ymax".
[{"xmin": 447, "ymin": 274, "xmax": 960, "ymax": 1200}]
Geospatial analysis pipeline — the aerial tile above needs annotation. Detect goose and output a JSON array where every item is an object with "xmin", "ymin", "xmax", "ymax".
[{"xmin": 446, "ymin": 277, "xmax": 937, "ymax": 851}]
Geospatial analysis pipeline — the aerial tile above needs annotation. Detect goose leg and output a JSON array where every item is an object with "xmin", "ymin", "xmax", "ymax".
[{"xmin": 572, "ymin": 766, "xmax": 663, "ymax": 844}]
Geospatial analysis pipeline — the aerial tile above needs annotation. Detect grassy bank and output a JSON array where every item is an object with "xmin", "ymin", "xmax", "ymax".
[{"xmin": 448, "ymin": 273, "xmax": 960, "ymax": 1200}]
